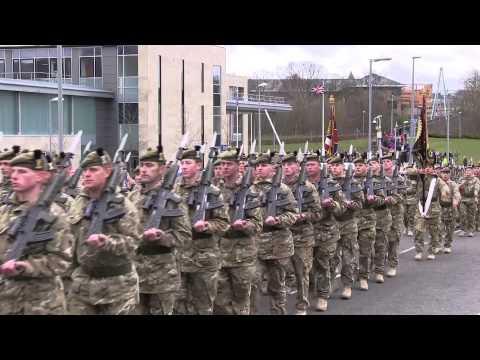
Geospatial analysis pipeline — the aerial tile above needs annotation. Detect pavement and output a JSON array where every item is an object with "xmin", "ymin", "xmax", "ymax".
[{"xmin": 255, "ymin": 229, "xmax": 480, "ymax": 315}]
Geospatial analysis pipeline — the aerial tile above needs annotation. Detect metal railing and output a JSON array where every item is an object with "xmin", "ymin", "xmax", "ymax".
[
  {"xmin": 0, "ymin": 72, "xmax": 73, "ymax": 84},
  {"xmin": 229, "ymin": 94, "xmax": 288, "ymax": 104}
]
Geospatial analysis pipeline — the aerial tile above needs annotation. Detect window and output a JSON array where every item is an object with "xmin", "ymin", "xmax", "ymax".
[
  {"xmin": 11, "ymin": 47, "xmax": 72, "ymax": 81},
  {"xmin": 118, "ymin": 103, "xmax": 138, "ymax": 124},
  {"xmin": 20, "ymin": 59, "xmax": 34, "ymax": 79},
  {"xmin": 79, "ymin": 47, "xmax": 102, "ymax": 88},
  {"xmin": 35, "ymin": 58, "xmax": 49, "ymax": 79},
  {"xmin": 118, "ymin": 56, "xmax": 137, "ymax": 77},
  {"xmin": 0, "ymin": 59, "xmax": 5, "ymax": 78},
  {"xmin": 212, "ymin": 65, "xmax": 222, "ymax": 145},
  {"xmin": 117, "ymin": 45, "xmax": 138, "ymax": 103}
]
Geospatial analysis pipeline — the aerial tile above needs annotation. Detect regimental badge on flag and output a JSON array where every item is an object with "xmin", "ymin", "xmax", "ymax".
[{"xmin": 311, "ymin": 84, "xmax": 326, "ymax": 95}]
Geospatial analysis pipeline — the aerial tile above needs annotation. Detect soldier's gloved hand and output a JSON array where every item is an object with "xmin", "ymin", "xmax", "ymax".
[
  {"xmin": 194, "ymin": 220, "xmax": 209, "ymax": 233},
  {"xmin": 367, "ymin": 195, "xmax": 376, "ymax": 203},
  {"xmin": 0, "ymin": 260, "xmax": 23, "ymax": 277},
  {"xmin": 385, "ymin": 196, "xmax": 394, "ymax": 205},
  {"xmin": 265, "ymin": 216, "xmax": 279, "ymax": 226},
  {"xmin": 295, "ymin": 213, "xmax": 307, "ymax": 223},
  {"xmin": 344, "ymin": 200, "xmax": 356, "ymax": 209},
  {"xmin": 232, "ymin": 219, "xmax": 250, "ymax": 231},
  {"xmin": 86, "ymin": 234, "xmax": 108, "ymax": 248},
  {"xmin": 321, "ymin": 198, "xmax": 334, "ymax": 209},
  {"xmin": 13, "ymin": 261, "xmax": 33, "ymax": 274},
  {"xmin": 143, "ymin": 228, "xmax": 165, "ymax": 242}
]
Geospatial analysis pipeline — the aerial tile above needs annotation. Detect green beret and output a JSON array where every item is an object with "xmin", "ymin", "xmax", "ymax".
[
  {"xmin": 81, "ymin": 148, "xmax": 112, "ymax": 169},
  {"xmin": 440, "ymin": 167, "xmax": 450, "ymax": 173},
  {"xmin": 381, "ymin": 152, "xmax": 394, "ymax": 161},
  {"xmin": 353, "ymin": 156, "xmax": 365, "ymax": 164},
  {"xmin": 327, "ymin": 155, "xmax": 343, "ymax": 165},
  {"xmin": 213, "ymin": 159, "xmax": 222, "ymax": 166},
  {"xmin": 0, "ymin": 145, "xmax": 21, "ymax": 161},
  {"xmin": 255, "ymin": 152, "xmax": 273, "ymax": 165},
  {"xmin": 368, "ymin": 154, "xmax": 380, "ymax": 163},
  {"xmin": 10, "ymin": 150, "xmax": 50, "ymax": 171},
  {"xmin": 181, "ymin": 146, "xmax": 202, "ymax": 161},
  {"xmin": 218, "ymin": 147, "xmax": 240, "ymax": 162},
  {"xmin": 305, "ymin": 152, "xmax": 320, "ymax": 162},
  {"xmin": 140, "ymin": 146, "xmax": 166, "ymax": 164},
  {"xmin": 282, "ymin": 152, "xmax": 299, "ymax": 163}
]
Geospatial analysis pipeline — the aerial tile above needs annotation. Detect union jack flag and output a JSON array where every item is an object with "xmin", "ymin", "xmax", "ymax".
[{"xmin": 311, "ymin": 84, "xmax": 326, "ymax": 95}]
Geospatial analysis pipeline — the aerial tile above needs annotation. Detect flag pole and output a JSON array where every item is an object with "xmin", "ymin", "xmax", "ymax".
[{"xmin": 322, "ymin": 79, "xmax": 325, "ymax": 152}]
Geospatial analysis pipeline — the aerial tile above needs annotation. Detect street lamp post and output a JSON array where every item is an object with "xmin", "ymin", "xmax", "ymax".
[
  {"xmin": 257, "ymin": 82, "xmax": 268, "ymax": 152},
  {"xmin": 458, "ymin": 111, "xmax": 462, "ymax": 138},
  {"xmin": 49, "ymin": 96, "xmax": 64, "ymax": 153},
  {"xmin": 390, "ymin": 94, "xmax": 395, "ymax": 133},
  {"xmin": 362, "ymin": 110, "xmax": 366, "ymax": 137},
  {"xmin": 368, "ymin": 57, "xmax": 392, "ymax": 158},
  {"xmin": 57, "ymin": 45, "xmax": 64, "ymax": 152},
  {"xmin": 408, "ymin": 56, "xmax": 421, "ymax": 164}
]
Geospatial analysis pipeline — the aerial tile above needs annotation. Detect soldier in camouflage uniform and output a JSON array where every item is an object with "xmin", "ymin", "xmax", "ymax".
[
  {"xmin": 458, "ymin": 166, "xmax": 479, "ymax": 237},
  {"xmin": 306, "ymin": 153, "xmax": 345, "ymax": 312},
  {"xmin": 128, "ymin": 147, "xmax": 191, "ymax": 315},
  {"xmin": 0, "ymin": 146, "xmax": 21, "ymax": 205},
  {"xmin": 438, "ymin": 167, "xmax": 461, "ymax": 253},
  {"xmin": 330, "ymin": 155, "xmax": 363, "ymax": 299},
  {"xmin": 353, "ymin": 156, "xmax": 383, "ymax": 291},
  {"xmin": 213, "ymin": 148, "xmax": 262, "ymax": 315},
  {"xmin": 213, "ymin": 159, "xmax": 224, "ymax": 187},
  {"xmin": 251, "ymin": 152, "xmax": 297, "ymax": 315},
  {"xmin": 0, "ymin": 150, "xmax": 74, "ymax": 314},
  {"xmin": 174, "ymin": 148, "xmax": 230, "ymax": 315},
  {"xmin": 67, "ymin": 148, "xmax": 142, "ymax": 315},
  {"xmin": 283, "ymin": 152, "xmax": 322, "ymax": 314},
  {"xmin": 383, "ymin": 153, "xmax": 407, "ymax": 277},
  {"xmin": 369, "ymin": 156, "xmax": 393, "ymax": 283},
  {"xmin": 413, "ymin": 163, "xmax": 442, "ymax": 260},
  {"xmin": 474, "ymin": 167, "xmax": 480, "ymax": 232},
  {"xmin": 404, "ymin": 165, "xmax": 418, "ymax": 236}
]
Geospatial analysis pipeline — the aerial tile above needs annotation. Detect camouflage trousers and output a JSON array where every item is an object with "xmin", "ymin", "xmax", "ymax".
[
  {"xmin": 461, "ymin": 201, "xmax": 477, "ymax": 233},
  {"xmin": 332, "ymin": 231, "xmax": 359, "ymax": 288},
  {"xmin": 477, "ymin": 201, "xmax": 480, "ymax": 231},
  {"xmin": 440, "ymin": 206, "xmax": 455, "ymax": 249},
  {"xmin": 175, "ymin": 270, "xmax": 219, "ymax": 315},
  {"xmin": 404, "ymin": 203, "xmax": 416, "ymax": 233},
  {"xmin": 313, "ymin": 235, "xmax": 338, "ymax": 300},
  {"xmin": 0, "ymin": 277, "xmax": 67, "ymax": 315},
  {"xmin": 357, "ymin": 227, "xmax": 376, "ymax": 280},
  {"xmin": 374, "ymin": 225, "xmax": 392, "ymax": 275},
  {"xmin": 135, "ymin": 292, "xmax": 176, "ymax": 315},
  {"xmin": 290, "ymin": 246, "xmax": 313, "ymax": 311},
  {"xmin": 387, "ymin": 213, "xmax": 404, "ymax": 269},
  {"xmin": 214, "ymin": 265, "xmax": 256, "ymax": 315},
  {"xmin": 414, "ymin": 214, "xmax": 440, "ymax": 254}
]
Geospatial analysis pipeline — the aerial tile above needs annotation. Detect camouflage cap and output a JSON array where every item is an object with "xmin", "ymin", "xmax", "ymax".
[
  {"xmin": 255, "ymin": 152, "xmax": 274, "ymax": 165},
  {"xmin": 305, "ymin": 151, "xmax": 320, "ymax": 162},
  {"xmin": 381, "ymin": 152, "xmax": 394, "ymax": 161},
  {"xmin": 368, "ymin": 154, "xmax": 380, "ymax": 163},
  {"xmin": 353, "ymin": 156, "xmax": 366, "ymax": 164},
  {"xmin": 0, "ymin": 145, "xmax": 21, "ymax": 161},
  {"xmin": 440, "ymin": 167, "xmax": 451, "ymax": 173},
  {"xmin": 282, "ymin": 152, "xmax": 299, "ymax": 164},
  {"xmin": 81, "ymin": 148, "xmax": 112, "ymax": 169},
  {"xmin": 140, "ymin": 146, "xmax": 166, "ymax": 164},
  {"xmin": 406, "ymin": 167, "xmax": 418, "ymax": 176},
  {"xmin": 327, "ymin": 154, "xmax": 343, "ymax": 165},
  {"xmin": 181, "ymin": 145, "xmax": 202, "ymax": 161},
  {"xmin": 217, "ymin": 147, "xmax": 240, "ymax": 162},
  {"xmin": 9, "ymin": 150, "xmax": 50, "ymax": 171}
]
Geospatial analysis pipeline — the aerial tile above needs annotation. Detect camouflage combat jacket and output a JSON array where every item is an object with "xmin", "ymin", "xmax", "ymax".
[
  {"xmin": 372, "ymin": 175, "xmax": 392, "ymax": 228},
  {"xmin": 459, "ymin": 177, "xmax": 479, "ymax": 204},
  {"xmin": 219, "ymin": 176, "xmax": 263, "ymax": 267},
  {"xmin": 251, "ymin": 178, "xmax": 297, "ymax": 260},
  {"xmin": 67, "ymin": 189, "xmax": 141, "ymax": 305},
  {"xmin": 0, "ymin": 194, "xmax": 74, "ymax": 313},
  {"xmin": 405, "ymin": 176, "xmax": 418, "ymax": 205},
  {"xmin": 128, "ymin": 183, "xmax": 191, "ymax": 294},
  {"xmin": 438, "ymin": 178, "xmax": 461, "ymax": 208},
  {"xmin": 386, "ymin": 174, "xmax": 407, "ymax": 217},
  {"xmin": 335, "ymin": 176, "xmax": 364, "ymax": 234},
  {"xmin": 284, "ymin": 176, "xmax": 322, "ymax": 248},
  {"xmin": 416, "ymin": 175, "xmax": 441, "ymax": 218},
  {"xmin": 354, "ymin": 176, "xmax": 380, "ymax": 230},
  {"xmin": 0, "ymin": 178, "xmax": 12, "ymax": 206},
  {"xmin": 174, "ymin": 176, "xmax": 230, "ymax": 273}
]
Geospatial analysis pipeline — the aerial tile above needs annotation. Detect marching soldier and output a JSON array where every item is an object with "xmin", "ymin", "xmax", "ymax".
[
  {"xmin": 404, "ymin": 165, "xmax": 418, "ymax": 236},
  {"xmin": 458, "ymin": 166, "xmax": 479, "ymax": 237},
  {"xmin": 67, "ymin": 148, "xmax": 142, "ymax": 315},
  {"xmin": 213, "ymin": 159, "xmax": 224, "ymax": 187},
  {"xmin": 0, "ymin": 146, "xmax": 21, "ymax": 205},
  {"xmin": 330, "ymin": 155, "xmax": 363, "ymax": 299},
  {"xmin": 251, "ymin": 151, "xmax": 297, "ymax": 315},
  {"xmin": 0, "ymin": 150, "xmax": 74, "ymax": 314},
  {"xmin": 283, "ymin": 152, "xmax": 322, "ymax": 314},
  {"xmin": 214, "ymin": 148, "xmax": 262, "ymax": 315},
  {"xmin": 174, "ymin": 147, "xmax": 230, "ymax": 315},
  {"xmin": 382, "ymin": 153, "xmax": 407, "ymax": 277},
  {"xmin": 438, "ymin": 167, "xmax": 461, "ymax": 253},
  {"xmin": 474, "ymin": 166, "xmax": 480, "ymax": 232},
  {"xmin": 413, "ymin": 162, "xmax": 442, "ymax": 260},
  {"xmin": 128, "ymin": 147, "xmax": 191, "ymax": 315},
  {"xmin": 306, "ymin": 153, "xmax": 344, "ymax": 312}
]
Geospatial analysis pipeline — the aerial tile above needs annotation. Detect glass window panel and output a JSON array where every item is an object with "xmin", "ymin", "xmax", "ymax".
[
  {"xmin": 35, "ymin": 48, "xmax": 49, "ymax": 57},
  {"xmin": 118, "ymin": 58, "xmax": 123, "ymax": 76},
  {"xmin": 0, "ymin": 60, "xmax": 5, "ymax": 77},
  {"xmin": 63, "ymin": 47, "xmax": 72, "ymax": 57},
  {"xmin": 63, "ymin": 58, "xmax": 71, "ymax": 77},
  {"xmin": 72, "ymin": 96, "xmax": 96, "ymax": 145},
  {"xmin": 118, "ymin": 103, "xmax": 138, "ymax": 124},
  {"xmin": 213, "ymin": 84, "xmax": 220, "ymax": 94},
  {"xmin": 95, "ymin": 47, "xmax": 102, "ymax": 55},
  {"xmin": 124, "ymin": 76, "xmax": 138, "ymax": 87},
  {"xmin": 49, "ymin": 96, "xmax": 72, "ymax": 135},
  {"xmin": 49, "ymin": 48, "xmax": 58, "ymax": 57},
  {"xmin": 213, "ymin": 107, "xmax": 221, "ymax": 116},
  {"xmin": 20, "ymin": 93, "xmax": 50, "ymax": 134},
  {"xmin": 117, "ymin": 46, "xmax": 124, "ymax": 55},
  {"xmin": 35, "ymin": 58, "xmax": 49, "ymax": 78},
  {"xmin": 0, "ymin": 50, "xmax": 4, "ymax": 58},
  {"xmin": 124, "ymin": 45, "xmax": 138, "ymax": 55},
  {"xmin": 213, "ymin": 94, "xmax": 221, "ymax": 107},
  {"xmin": 213, "ymin": 65, "xmax": 221, "ymax": 82},
  {"xmin": 80, "ymin": 57, "xmax": 94, "ymax": 78},
  {"xmin": 20, "ymin": 49, "xmax": 35, "ymax": 58},
  {"xmin": 123, "ymin": 56, "xmax": 137, "ymax": 76},
  {"xmin": 20, "ymin": 59, "xmax": 34, "ymax": 72},
  {"xmin": 50, "ymin": 58, "xmax": 57, "ymax": 77},
  {"xmin": 0, "ymin": 91, "xmax": 18, "ymax": 134},
  {"xmin": 12, "ymin": 49, "xmax": 20, "ymax": 58},
  {"xmin": 94, "ymin": 57, "xmax": 102, "ymax": 77},
  {"xmin": 80, "ymin": 48, "xmax": 94, "ymax": 56},
  {"xmin": 79, "ymin": 78, "xmax": 95, "ymax": 88}
]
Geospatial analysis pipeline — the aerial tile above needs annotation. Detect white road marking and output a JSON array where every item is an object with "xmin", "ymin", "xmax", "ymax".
[{"xmin": 400, "ymin": 246, "xmax": 416, "ymax": 255}]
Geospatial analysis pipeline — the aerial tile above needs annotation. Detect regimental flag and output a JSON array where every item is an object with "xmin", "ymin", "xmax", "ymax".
[
  {"xmin": 311, "ymin": 84, "xmax": 326, "ymax": 95},
  {"xmin": 413, "ymin": 96, "xmax": 429, "ymax": 165},
  {"xmin": 324, "ymin": 95, "xmax": 338, "ymax": 156}
]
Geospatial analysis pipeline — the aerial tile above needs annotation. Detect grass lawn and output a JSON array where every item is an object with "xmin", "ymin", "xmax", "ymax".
[{"xmin": 278, "ymin": 137, "xmax": 480, "ymax": 162}]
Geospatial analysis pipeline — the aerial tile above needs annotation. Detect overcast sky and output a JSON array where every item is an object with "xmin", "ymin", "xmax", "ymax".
[{"xmin": 225, "ymin": 45, "xmax": 480, "ymax": 91}]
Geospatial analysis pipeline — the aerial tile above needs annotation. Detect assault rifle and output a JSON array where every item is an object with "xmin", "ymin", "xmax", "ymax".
[
  {"xmin": 65, "ymin": 140, "xmax": 92, "ymax": 197},
  {"xmin": 318, "ymin": 162, "xmax": 330, "ymax": 201},
  {"xmin": 295, "ymin": 142, "xmax": 314, "ymax": 214},
  {"xmin": 343, "ymin": 163, "xmax": 354, "ymax": 201},
  {"xmin": 143, "ymin": 135, "xmax": 189, "ymax": 230},
  {"xmin": 5, "ymin": 131, "xmax": 83, "ymax": 261},
  {"xmin": 191, "ymin": 132, "xmax": 224, "ymax": 225},
  {"xmin": 266, "ymin": 142, "xmax": 290, "ymax": 218},
  {"xmin": 85, "ymin": 134, "xmax": 129, "ymax": 237},
  {"xmin": 120, "ymin": 152, "xmax": 132, "ymax": 193},
  {"xmin": 365, "ymin": 167, "xmax": 374, "ymax": 197},
  {"xmin": 232, "ymin": 140, "xmax": 259, "ymax": 222}
]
